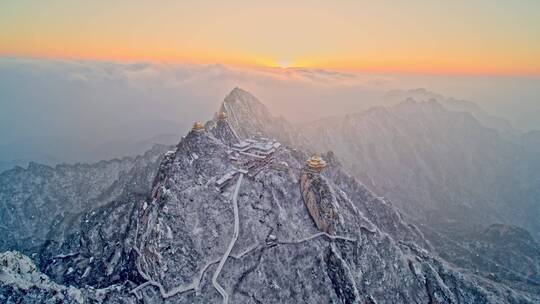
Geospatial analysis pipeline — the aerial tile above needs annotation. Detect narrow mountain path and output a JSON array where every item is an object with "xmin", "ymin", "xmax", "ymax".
[
  {"xmin": 278, "ymin": 232, "xmax": 356, "ymax": 245},
  {"xmin": 130, "ymin": 171, "xmax": 359, "ymax": 301},
  {"xmin": 212, "ymin": 173, "xmax": 243, "ymax": 304}
]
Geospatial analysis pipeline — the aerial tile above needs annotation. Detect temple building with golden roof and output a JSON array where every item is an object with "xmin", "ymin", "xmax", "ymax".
[
  {"xmin": 192, "ymin": 121, "xmax": 205, "ymax": 132},
  {"xmin": 306, "ymin": 155, "xmax": 327, "ymax": 173},
  {"xmin": 218, "ymin": 111, "xmax": 228, "ymax": 120}
]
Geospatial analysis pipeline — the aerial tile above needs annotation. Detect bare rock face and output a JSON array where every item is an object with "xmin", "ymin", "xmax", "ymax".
[
  {"xmin": 211, "ymin": 119, "xmax": 240, "ymax": 145},
  {"xmin": 217, "ymin": 87, "xmax": 308, "ymax": 148},
  {"xmin": 300, "ymin": 171, "xmax": 339, "ymax": 233}
]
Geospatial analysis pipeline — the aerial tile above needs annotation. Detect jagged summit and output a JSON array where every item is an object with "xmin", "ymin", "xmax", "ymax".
[
  {"xmin": 216, "ymin": 87, "xmax": 307, "ymax": 147},
  {"xmin": 223, "ymin": 87, "xmax": 258, "ymax": 105},
  {"xmin": 209, "ymin": 112, "xmax": 240, "ymax": 145},
  {"xmin": 218, "ymin": 87, "xmax": 275, "ymax": 138}
]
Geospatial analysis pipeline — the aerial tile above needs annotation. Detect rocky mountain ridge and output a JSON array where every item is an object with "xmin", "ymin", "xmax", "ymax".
[
  {"xmin": 199, "ymin": 88, "xmax": 540, "ymax": 298},
  {"xmin": 217, "ymin": 88, "xmax": 539, "ymax": 237},
  {"xmin": 0, "ymin": 144, "xmax": 172, "ymax": 255},
  {"xmin": 1, "ymin": 88, "xmax": 539, "ymax": 303}
]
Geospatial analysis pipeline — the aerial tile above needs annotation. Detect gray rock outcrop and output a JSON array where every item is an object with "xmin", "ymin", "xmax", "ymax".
[{"xmin": 300, "ymin": 171, "xmax": 339, "ymax": 234}]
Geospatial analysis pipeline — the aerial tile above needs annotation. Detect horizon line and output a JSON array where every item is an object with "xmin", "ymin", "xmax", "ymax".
[{"xmin": 1, "ymin": 53, "xmax": 539, "ymax": 78}]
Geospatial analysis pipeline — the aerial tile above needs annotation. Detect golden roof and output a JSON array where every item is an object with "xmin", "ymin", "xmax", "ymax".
[
  {"xmin": 306, "ymin": 155, "xmax": 327, "ymax": 172},
  {"xmin": 192, "ymin": 121, "xmax": 205, "ymax": 131},
  {"xmin": 218, "ymin": 111, "xmax": 228, "ymax": 120}
]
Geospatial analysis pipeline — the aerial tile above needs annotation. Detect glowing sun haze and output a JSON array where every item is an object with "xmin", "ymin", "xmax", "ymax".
[{"xmin": 1, "ymin": 0, "xmax": 539, "ymax": 74}]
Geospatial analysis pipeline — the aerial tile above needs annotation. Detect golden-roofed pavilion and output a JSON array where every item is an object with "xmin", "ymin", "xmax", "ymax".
[
  {"xmin": 192, "ymin": 121, "xmax": 205, "ymax": 132},
  {"xmin": 218, "ymin": 111, "xmax": 228, "ymax": 120},
  {"xmin": 306, "ymin": 155, "xmax": 327, "ymax": 173}
]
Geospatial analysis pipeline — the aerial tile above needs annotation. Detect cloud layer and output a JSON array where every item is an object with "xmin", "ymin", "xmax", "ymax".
[{"xmin": 0, "ymin": 57, "xmax": 538, "ymax": 167}]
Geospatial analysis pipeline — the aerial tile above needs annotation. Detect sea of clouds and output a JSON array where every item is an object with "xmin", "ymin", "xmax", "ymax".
[{"xmin": 1, "ymin": 57, "xmax": 538, "ymax": 170}]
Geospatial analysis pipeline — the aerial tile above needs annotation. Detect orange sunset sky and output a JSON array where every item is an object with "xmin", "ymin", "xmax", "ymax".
[{"xmin": 1, "ymin": 0, "xmax": 539, "ymax": 75}]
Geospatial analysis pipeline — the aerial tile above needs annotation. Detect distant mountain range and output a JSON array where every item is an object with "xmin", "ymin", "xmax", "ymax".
[
  {"xmin": 0, "ymin": 144, "xmax": 171, "ymax": 254},
  {"xmin": 300, "ymin": 97, "xmax": 538, "ymax": 235}
]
